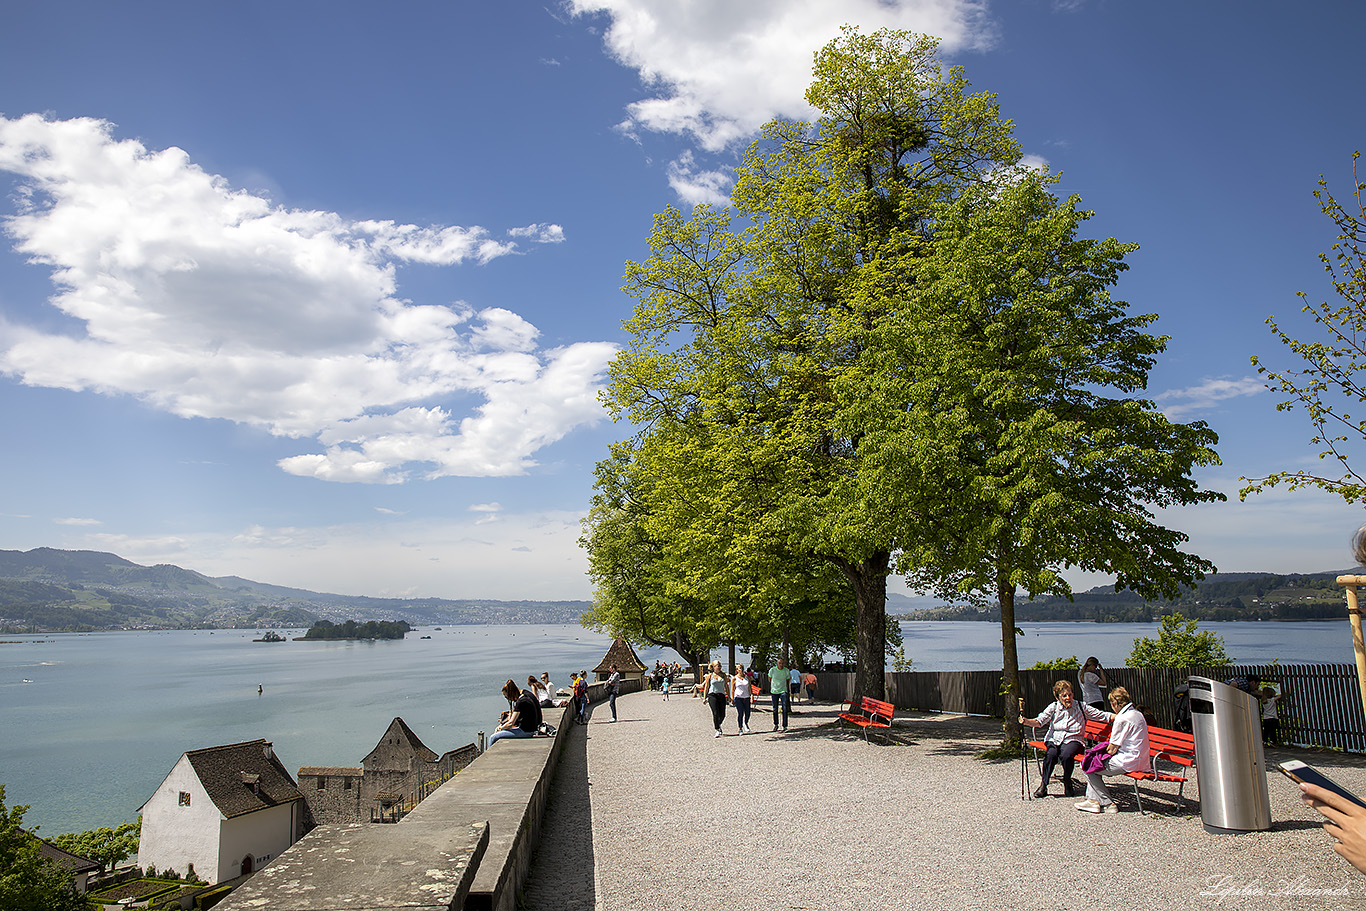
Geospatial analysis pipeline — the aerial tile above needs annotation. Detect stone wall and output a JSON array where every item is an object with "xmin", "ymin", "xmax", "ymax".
[{"xmin": 296, "ymin": 768, "xmax": 364, "ymax": 825}]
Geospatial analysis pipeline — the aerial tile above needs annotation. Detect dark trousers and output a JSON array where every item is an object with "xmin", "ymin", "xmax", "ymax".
[
  {"xmin": 608, "ymin": 689, "xmax": 618, "ymax": 720},
  {"xmin": 734, "ymin": 697, "xmax": 751, "ymax": 730},
  {"xmin": 1040, "ymin": 739, "xmax": 1085, "ymax": 785},
  {"xmin": 707, "ymin": 693, "xmax": 727, "ymax": 730},
  {"xmin": 770, "ymin": 691, "xmax": 789, "ymax": 729}
]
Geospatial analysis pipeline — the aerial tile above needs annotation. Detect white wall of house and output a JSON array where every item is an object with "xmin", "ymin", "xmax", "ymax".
[
  {"xmin": 217, "ymin": 802, "xmax": 297, "ymax": 881},
  {"xmin": 137, "ymin": 755, "xmax": 222, "ymax": 882}
]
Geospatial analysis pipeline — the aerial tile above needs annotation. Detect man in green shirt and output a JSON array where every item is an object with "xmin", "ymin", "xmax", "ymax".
[{"xmin": 769, "ymin": 658, "xmax": 789, "ymax": 731}]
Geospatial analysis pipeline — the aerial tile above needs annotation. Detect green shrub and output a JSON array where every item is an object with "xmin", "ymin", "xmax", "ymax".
[{"xmin": 1028, "ymin": 655, "xmax": 1080, "ymax": 670}]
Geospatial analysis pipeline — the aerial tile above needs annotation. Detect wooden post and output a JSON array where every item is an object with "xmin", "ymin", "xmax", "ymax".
[{"xmin": 1335, "ymin": 575, "xmax": 1366, "ymax": 722}]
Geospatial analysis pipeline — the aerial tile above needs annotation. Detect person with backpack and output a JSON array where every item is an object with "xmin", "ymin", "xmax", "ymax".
[{"xmin": 572, "ymin": 672, "xmax": 589, "ymax": 725}]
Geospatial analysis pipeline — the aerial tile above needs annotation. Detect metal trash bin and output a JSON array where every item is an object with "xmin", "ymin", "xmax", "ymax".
[{"xmin": 1188, "ymin": 676, "xmax": 1271, "ymax": 833}]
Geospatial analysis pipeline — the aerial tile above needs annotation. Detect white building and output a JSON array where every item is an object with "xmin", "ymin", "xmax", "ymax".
[{"xmin": 137, "ymin": 739, "xmax": 305, "ymax": 884}]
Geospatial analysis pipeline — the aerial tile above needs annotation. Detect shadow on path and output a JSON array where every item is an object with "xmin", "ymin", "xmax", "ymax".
[{"xmin": 520, "ymin": 707, "xmax": 596, "ymax": 911}]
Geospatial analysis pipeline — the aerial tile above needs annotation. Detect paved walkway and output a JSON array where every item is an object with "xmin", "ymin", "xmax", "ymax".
[{"xmin": 524, "ymin": 690, "xmax": 1366, "ymax": 911}]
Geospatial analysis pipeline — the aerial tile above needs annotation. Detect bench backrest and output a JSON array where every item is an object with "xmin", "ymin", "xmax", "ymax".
[
  {"xmin": 863, "ymin": 697, "xmax": 894, "ymax": 720},
  {"xmin": 1083, "ymin": 718, "xmax": 1194, "ymax": 758}
]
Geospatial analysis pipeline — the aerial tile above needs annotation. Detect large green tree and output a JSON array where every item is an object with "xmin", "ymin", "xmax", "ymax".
[
  {"xmin": 1243, "ymin": 153, "xmax": 1366, "ymax": 503},
  {"xmin": 849, "ymin": 171, "xmax": 1223, "ymax": 741},
  {"xmin": 51, "ymin": 819, "xmax": 140, "ymax": 876},
  {"xmin": 594, "ymin": 27, "xmax": 1019, "ymax": 698},
  {"xmin": 0, "ymin": 786, "xmax": 87, "ymax": 911}
]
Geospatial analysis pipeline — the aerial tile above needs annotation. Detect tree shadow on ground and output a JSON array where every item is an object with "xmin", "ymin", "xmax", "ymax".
[{"xmin": 520, "ymin": 712, "xmax": 595, "ymax": 911}]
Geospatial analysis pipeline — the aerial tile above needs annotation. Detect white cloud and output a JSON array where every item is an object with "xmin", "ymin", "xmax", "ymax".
[
  {"xmin": 570, "ymin": 0, "xmax": 996, "ymax": 151},
  {"xmin": 54, "ymin": 517, "xmax": 101, "ymax": 526},
  {"xmin": 469, "ymin": 503, "xmax": 503, "ymax": 513},
  {"xmin": 507, "ymin": 223, "xmax": 566, "ymax": 244},
  {"xmin": 1156, "ymin": 376, "xmax": 1266, "ymax": 420},
  {"xmin": 665, "ymin": 151, "xmax": 732, "ymax": 207},
  {"xmin": 0, "ymin": 115, "xmax": 617, "ymax": 483}
]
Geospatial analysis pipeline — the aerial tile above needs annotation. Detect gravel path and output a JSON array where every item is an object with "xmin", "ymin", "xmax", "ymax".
[{"xmin": 525, "ymin": 690, "xmax": 1366, "ymax": 911}]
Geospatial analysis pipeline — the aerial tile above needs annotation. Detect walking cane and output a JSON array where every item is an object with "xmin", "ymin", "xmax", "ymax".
[
  {"xmin": 1019, "ymin": 697, "xmax": 1028, "ymax": 801},
  {"xmin": 1335, "ymin": 575, "xmax": 1366, "ymax": 724}
]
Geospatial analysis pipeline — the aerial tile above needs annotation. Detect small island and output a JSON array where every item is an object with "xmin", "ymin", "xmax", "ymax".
[
  {"xmin": 295, "ymin": 619, "xmax": 411, "ymax": 641},
  {"xmin": 253, "ymin": 630, "xmax": 287, "ymax": 642}
]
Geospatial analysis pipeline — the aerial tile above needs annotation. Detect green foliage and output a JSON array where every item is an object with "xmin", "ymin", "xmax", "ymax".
[
  {"xmin": 1029, "ymin": 655, "xmax": 1081, "ymax": 670},
  {"xmin": 890, "ymin": 646, "xmax": 915, "ymax": 672},
  {"xmin": 587, "ymin": 26, "xmax": 1019, "ymax": 699},
  {"xmin": 301, "ymin": 619, "xmax": 410, "ymax": 640},
  {"xmin": 0, "ymin": 785, "xmax": 87, "ymax": 911},
  {"xmin": 1128, "ymin": 613, "xmax": 1232, "ymax": 668},
  {"xmin": 1244, "ymin": 152, "xmax": 1366, "ymax": 503},
  {"xmin": 51, "ymin": 819, "xmax": 140, "ymax": 875}
]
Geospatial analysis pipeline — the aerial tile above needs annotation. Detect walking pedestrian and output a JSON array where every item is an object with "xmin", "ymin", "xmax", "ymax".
[
  {"xmin": 731, "ymin": 663, "xmax": 753, "ymax": 734},
  {"xmin": 769, "ymin": 658, "xmax": 790, "ymax": 731},
  {"xmin": 702, "ymin": 660, "xmax": 728, "ymax": 737},
  {"xmin": 606, "ymin": 664, "xmax": 621, "ymax": 722}
]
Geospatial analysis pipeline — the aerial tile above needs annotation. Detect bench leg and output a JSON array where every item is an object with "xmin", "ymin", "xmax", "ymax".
[{"xmin": 1131, "ymin": 779, "xmax": 1147, "ymax": 816}]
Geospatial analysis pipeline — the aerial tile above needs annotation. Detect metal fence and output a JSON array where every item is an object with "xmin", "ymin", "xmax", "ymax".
[{"xmin": 819, "ymin": 663, "xmax": 1366, "ymax": 752}]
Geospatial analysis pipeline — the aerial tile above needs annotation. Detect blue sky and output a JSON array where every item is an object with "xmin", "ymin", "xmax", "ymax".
[{"xmin": 0, "ymin": 1, "xmax": 1362, "ymax": 600}]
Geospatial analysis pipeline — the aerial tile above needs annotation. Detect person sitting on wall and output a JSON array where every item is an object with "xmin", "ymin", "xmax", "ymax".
[
  {"xmin": 532, "ymin": 674, "xmax": 554, "ymax": 710},
  {"xmin": 528, "ymin": 675, "xmax": 550, "ymax": 707},
  {"xmin": 489, "ymin": 679, "xmax": 541, "ymax": 746}
]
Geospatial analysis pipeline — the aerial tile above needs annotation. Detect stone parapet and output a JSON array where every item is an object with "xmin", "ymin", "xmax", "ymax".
[{"xmin": 215, "ymin": 680, "xmax": 629, "ymax": 911}]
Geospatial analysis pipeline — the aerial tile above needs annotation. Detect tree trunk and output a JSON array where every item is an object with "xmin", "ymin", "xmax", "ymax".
[
  {"xmin": 998, "ymin": 574, "xmax": 1022, "ymax": 745},
  {"xmin": 835, "ymin": 549, "xmax": 891, "ymax": 700},
  {"xmin": 727, "ymin": 640, "xmax": 736, "ymax": 673}
]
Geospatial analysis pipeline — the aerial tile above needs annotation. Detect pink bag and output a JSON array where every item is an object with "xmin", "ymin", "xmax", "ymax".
[{"xmin": 1081, "ymin": 741, "xmax": 1109, "ymax": 774}]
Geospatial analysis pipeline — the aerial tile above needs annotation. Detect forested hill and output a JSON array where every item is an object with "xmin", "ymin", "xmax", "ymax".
[
  {"xmin": 0, "ymin": 547, "xmax": 589, "ymax": 632},
  {"xmin": 900, "ymin": 571, "xmax": 1357, "ymax": 623}
]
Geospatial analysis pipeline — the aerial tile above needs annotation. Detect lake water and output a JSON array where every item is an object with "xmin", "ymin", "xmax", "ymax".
[{"xmin": 0, "ymin": 619, "xmax": 1357, "ymax": 834}]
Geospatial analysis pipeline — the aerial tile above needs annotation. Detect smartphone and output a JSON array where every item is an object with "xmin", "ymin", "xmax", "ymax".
[{"xmin": 1279, "ymin": 760, "xmax": 1366, "ymax": 809}]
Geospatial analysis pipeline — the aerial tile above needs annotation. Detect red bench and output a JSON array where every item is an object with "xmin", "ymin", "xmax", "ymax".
[
  {"xmin": 837, "ymin": 696, "xmax": 895, "ymax": 743},
  {"xmin": 1025, "ymin": 717, "xmax": 1194, "ymax": 814}
]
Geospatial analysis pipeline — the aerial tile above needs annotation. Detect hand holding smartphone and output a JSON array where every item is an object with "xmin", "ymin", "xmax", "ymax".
[{"xmin": 1279, "ymin": 760, "xmax": 1366, "ymax": 809}]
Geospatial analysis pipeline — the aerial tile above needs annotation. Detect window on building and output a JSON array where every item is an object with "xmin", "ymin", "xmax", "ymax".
[
  {"xmin": 178, "ymin": 791, "xmax": 191, "ymax": 806},
  {"xmin": 343, "ymin": 777, "xmax": 352, "ymax": 790},
  {"xmin": 316, "ymin": 776, "xmax": 326, "ymax": 790}
]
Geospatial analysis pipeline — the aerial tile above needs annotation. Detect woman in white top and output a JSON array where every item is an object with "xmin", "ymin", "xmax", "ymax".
[
  {"xmin": 731, "ymin": 665, "xmax": 753, "ymax": 734},
  {"xmin": 1018, "ymin": 680, "xmax": 1108, "ymax": 798},
  {"xmin": 527, "ymin": 675, "xmax": 551, "ymax": 708},
  {"xmin": 703, "ymin": 661, "xmax": 729, "ymax": 737},
  {"xmin": 1078, "ymin": 657, "xmax": 1108, "ymax": 709},
  {"xmin": 1075, "ymin": 685, "xmax": 1150, "ymax": 814}
]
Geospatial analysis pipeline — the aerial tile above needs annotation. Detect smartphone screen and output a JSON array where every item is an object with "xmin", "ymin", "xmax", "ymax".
[{"xmin": 1279, "ymin": 760, "xmax": 1366, "ymax": 809}]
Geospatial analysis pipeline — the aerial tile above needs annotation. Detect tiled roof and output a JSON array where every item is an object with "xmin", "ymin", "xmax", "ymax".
[
  {"xmin": 297, "ymin": 766, "xmax": 363, "ymax": 777},
  {"xmin": 32, "ymin": 834, "xmax": 98, "ymax": 874},
  {"xmin": 594, "ymin": 637, "xmax": 647, "ymax": 673},
  {"xmin": 184, "ymin": 739, "xmax": 303, "ymax": 819},
  {"xmin": 363, "ymin": 717, "xmax": 438, "ymax": 765}
]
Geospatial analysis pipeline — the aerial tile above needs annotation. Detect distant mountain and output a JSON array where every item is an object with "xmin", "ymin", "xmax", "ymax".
[
  {"xmin": 885, "ymin": 592, "xmax": 941, "ymax": 612},
  {"xmin": 901, "ymin": 569, "xmax": 1361, "ymax": 623},
  {"xmin": 0, "ymin": 548, "xmax": 591, "ymax": 632}
]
